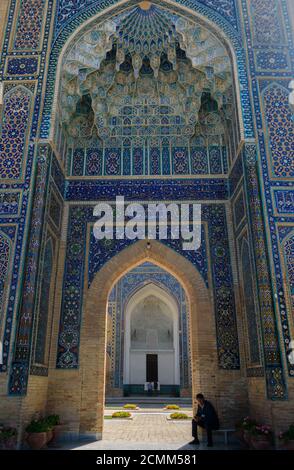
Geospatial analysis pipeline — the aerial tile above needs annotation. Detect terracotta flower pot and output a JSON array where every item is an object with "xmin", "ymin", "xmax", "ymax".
[
  {"xmin": 251, "ymin": 435, "xmax": 272, "ymax": 450},
  {"xmin": 234, "ymin": 429, "xmax": 248, "ymax": 448},
  {"xmin": 47, "ymin": 424, "xmax": 65, "ymax": 447},
  {"xmin": 243, "ymin": 430, "xmax": 253, "ymax": 448},
  {"xmin": 46, "ymin": 429, "xmax": 53, "ymax": 444},
  {"xmin": 26, "ymin": 432, "xmax": 48, "ymax": 450}
]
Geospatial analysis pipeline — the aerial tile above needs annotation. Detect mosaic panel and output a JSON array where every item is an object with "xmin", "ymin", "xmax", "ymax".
[
  {"xmin": 240, "ymin": 238, "xmax": 261, "ymax": 365},
  {"xmin": 0, "ymin": 192, "xmax": 21, "ymax": 217},
  {"xmin": 70, "ymin": 145, "xmax": 227, "ymax": 177},
  {"xmin": 0, "ymin": 86, "xmax": 33, "ymax": 180},
  {"xmin": 274, "ymin": 190, "xmax": 294, "ymax": 215},
  {"xmin": 0, "ymin": 1, "xmax": 55, "ymax": 389},
  {"xmin": 65, "ymin": 179, "xmax": 229, "ymax": 201},
  {"xmin": 234, "ymin": 190, "xmax": 246, "ymax": 229},
  {"xmin": 6, "ymin": 57, "xmax": 39, "ymax": 77},
  {"xmin": 229, "ymin": 153, "xmax": 243, "ymax": 196},
  {"xmin": 35, "ymin": 238, "xmax": 54, "ymax": 365},
  {"xmin": 243, "ymin": 143, "xmax": 287, "ymax": 396},
  {"xmin": 262, "ymin": 84, "xmax": 294, "ymax": 178},
  {"xmin": 48, "ymin": 191, "xmax": 62, "ymax": 231},
  {"xmin": 250, "ymin": 0, "xmax": 285, "ymax": 45},
  {"xmin": 283, "ymin": 235, "xmax": 294, "ymax": 313},
  {"xmin": 241, "ymin": 0, "xmax": 294, "ymax": 384},
  {"xmin": 13, "ymin": 0, "xmax": 45, "ymax": 50},
  {"xmin": 0, "ymin": 225, "xmax": 17, "ymax": 372},
  {"xmin": 9, "ymin": 146, "xmax": 51, "ymax": 394},
  {"xmin": 255, "ymin": 50, "xmax": 290, "ymax": 72},
  {"xmin": 0, "ymin": 232, "xmax": 12, "ymax": 323}
]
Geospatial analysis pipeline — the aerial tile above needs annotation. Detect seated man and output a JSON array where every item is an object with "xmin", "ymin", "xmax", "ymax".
[{"xmin": 190, "ymin": 393, "xmax": 219, "ymax": 447}]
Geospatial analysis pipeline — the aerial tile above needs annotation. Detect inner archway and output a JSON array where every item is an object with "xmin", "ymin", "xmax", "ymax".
[
  {"xmin": 125, "ymin": 283, "xmax": 180, "ymax": 395},
  {"xmin": 105, "ymin": 263, "xmax": 193, "ymax": 399},
  {"xmin": 79, "ymin": 240, "xmax": 216, "ymax": 439}
]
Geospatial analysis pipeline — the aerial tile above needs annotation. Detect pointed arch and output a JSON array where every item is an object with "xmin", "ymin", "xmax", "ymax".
[
  {"xmin": 78, "ymin": 239, "xmax": 216, "ymax": 438},
  {"xmin": 44, "ymin": 0, "xmax": 247, "ymax": 143}
]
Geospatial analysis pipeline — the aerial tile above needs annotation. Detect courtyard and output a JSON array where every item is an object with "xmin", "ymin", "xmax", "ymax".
[{"xmin": 61, "ymin": 404, "xmax": 238, "ymax": 451}]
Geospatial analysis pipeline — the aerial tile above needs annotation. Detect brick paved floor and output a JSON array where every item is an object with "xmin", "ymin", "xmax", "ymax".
[{"xmin": 65, "ymin": 413, "xmax": 239, "ymax": 450}]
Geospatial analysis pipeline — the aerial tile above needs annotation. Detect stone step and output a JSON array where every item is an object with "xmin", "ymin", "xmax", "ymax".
[{"xmin": 106, "ymin": 396, "xmax": 193, "ymax": 407}]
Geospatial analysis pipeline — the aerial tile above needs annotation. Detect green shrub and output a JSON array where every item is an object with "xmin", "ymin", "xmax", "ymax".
[
  {"xmin": 170, "ymin": 412, "xmax": 189, "ymax": 420},
  {"xmin": 46, "ymin": 415, "xmax": 60, "ymax": 427},
  {"xmin": 26, "ymin": 419, "xmax": 52, "ymax": 433},
  {"xmin": 123, "ymin": 404, "xmax": 137, "ymax": 410},
  {"xmin": 240, "ymin": 417, "xmax": 258, "ymax": 432},
  {"xmin": 112, "ymin": 411, "xmax": 131, "ymax": 419},
  {"xmin": 165, "ymin": 405, "xmax": 180, "ymax": 410}
]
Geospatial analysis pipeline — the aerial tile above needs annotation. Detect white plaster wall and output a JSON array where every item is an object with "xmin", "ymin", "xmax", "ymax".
[
  {"xmin": 124, "ymin": 284, "xmax": 180, "ymax": 385},
  {"xmin": 129, "ymin": 350, "xmax": 176, "ymax": 384},
  {"xmin": 129, "ymin": 352, "xmax": 146, "ymax": 384},
  {"xmin": 158, "ymin": 351, "xmax": 175, "ymax": 384}
]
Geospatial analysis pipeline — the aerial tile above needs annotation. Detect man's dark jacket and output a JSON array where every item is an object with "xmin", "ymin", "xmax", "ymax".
[{"xmin": 196, "ymin": 400, "xmax": 219, "ymax": 429}]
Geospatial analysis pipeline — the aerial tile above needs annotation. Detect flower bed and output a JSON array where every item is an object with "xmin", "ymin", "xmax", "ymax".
[
  {"xmin": 123, "ymin": 404, "xmax": 138, "ymax": 410},
  {"xmin": 169, "ymin": 412, "xmax": 189, "ymax": 420},
  {"xmin": 112, "ymin": 411, "xmax": 132, "ymax": 419}
]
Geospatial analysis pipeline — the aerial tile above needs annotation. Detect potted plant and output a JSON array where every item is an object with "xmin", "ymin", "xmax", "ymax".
[
  {"xmin": 234, "ymin": 419, "xmax": 247, "ymax": 448},
  {"xmin": 240, "ymin": 417, "xmax": 257, "ymax": 448},
  {"xmin": 0, "ymin": 425, "xmax": 17, "ymax": 450},
  {"xmin": 25, "ymin": 418, "xmax": 52, "ymax": 450},
  {"xmin": 46, "ymin": 415, "xmax": 63, "ymax": 446},
  {"xmin": 250, "ymin": 424, "xmax": 273, "ymax": 450},
  {"xmin": 279, "ymin": 424, "xmax": 294, "ymax": 450}
]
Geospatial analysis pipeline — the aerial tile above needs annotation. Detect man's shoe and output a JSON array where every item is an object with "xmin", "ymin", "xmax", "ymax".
[{"xmin": 189, "ymin": 439, "xmax": 200, "ymax": 445}]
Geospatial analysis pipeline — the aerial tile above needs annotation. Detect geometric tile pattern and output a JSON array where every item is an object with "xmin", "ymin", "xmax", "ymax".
[
  {"xmin": 0, "ymin": 86, "xmax": 32, "ymax": 180},
  {"xmin": 13, "ymin": 0, "xmax": 45, "ymax": 50},
  {"xmin": 263, "ymin": 84, "xmax": 294, "ymax": 177},
  {"xmin": 283, "ymin": 235, "xmax": 294, "ymax": 312}
]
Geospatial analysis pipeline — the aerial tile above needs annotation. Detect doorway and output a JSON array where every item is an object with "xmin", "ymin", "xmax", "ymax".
[{"xmin": 146, "ymin": 354, "xmax": 158, "ymax": 383}]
